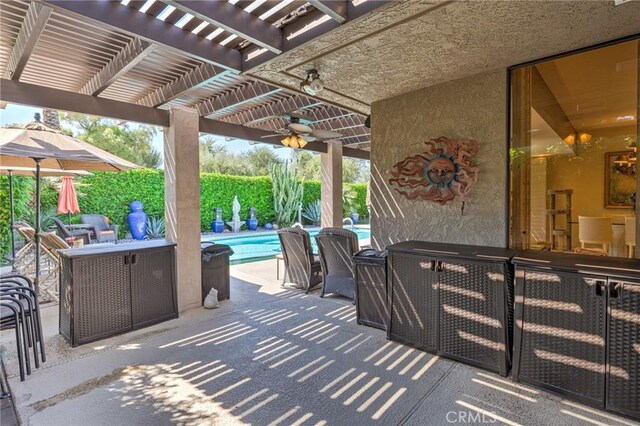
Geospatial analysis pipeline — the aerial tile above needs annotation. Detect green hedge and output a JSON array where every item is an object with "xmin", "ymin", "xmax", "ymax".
[
  {"xmin": 0, "ymin": 176, "xmax": 32, "ymax": 259},
  {"xmin": 0, "ymin": 170, "xmax": 368, "ymax": 258}
]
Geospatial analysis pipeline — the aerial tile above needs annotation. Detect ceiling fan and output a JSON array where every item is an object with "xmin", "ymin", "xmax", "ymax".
[{"xmin": 260, "ymin": 115, "xmax": 342, "ymax": 149}]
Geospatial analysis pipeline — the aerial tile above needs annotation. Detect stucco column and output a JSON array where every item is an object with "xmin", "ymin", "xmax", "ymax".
[
  {"xmin": 321, "ymin": 140, "xmax": 343, "ymax": 228},
  {"xmin": 164, "ymin": 107, "xmax": 201, "ymax": 311}
]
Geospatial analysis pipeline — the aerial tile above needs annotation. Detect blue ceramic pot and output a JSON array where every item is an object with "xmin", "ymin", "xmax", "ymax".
[
  {"xmin": 211, "ymin": 220, "xmax": 225, "ymax": 233},
  {"xmin": 247, "ymin": 218, "xmax": 258, "ymax": 231},
  {"xmin": 350, "ymin": 213, "xmax": 359, "ymax": 225},
  {"xmin": 128, "ymin": 201, "xmax": 147, "ymax": 240},
  {"xmin": 264, "ymin": 223, "xmax": 273, "ymax": 231}
]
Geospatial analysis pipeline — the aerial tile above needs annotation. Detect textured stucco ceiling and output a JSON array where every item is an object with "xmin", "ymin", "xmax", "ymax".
[{"xmin": 246, "ymin": 0, "xmax": 640, "ymax": 115}]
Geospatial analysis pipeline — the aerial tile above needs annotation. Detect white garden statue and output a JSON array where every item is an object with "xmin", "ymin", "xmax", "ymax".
[{"xmin": 226, "ymin": 195, "xmax": 246, "ymax": 233}]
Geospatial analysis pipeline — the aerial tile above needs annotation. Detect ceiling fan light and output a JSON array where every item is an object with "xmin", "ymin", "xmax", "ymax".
[
  {"xmin": 281, "ymin": 136, "xmax": 290, "ymax": 147},
  {"xmin": 289, "ymin": 137, "xmax": 299, "ymax": 149},
  {"xmin": 299, "ymin": 137, "xmax": 308, "ymax": 148}
]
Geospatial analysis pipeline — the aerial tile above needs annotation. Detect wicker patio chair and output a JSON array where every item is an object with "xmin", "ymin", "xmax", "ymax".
[
  {"xmin": 51, "ymin": 217, "xmax": 91, "ymax": 245},
  {"xmin": 277, "ymin": 228, "xmax": 322, "ymax": 293},
  {"xmin": 315, "ymin": 227, "xmax": 359, "ymax": 300},
  {"xmin": 80, "ymin": 214, "xmax": 118, "ymax": 243}
]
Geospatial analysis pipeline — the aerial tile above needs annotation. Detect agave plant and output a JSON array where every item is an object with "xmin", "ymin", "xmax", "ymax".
[
  {"xmin": 145, "ymin": 216, "xmax": 165, "ymax": 239},
  {"xmin": 302, "ymin": 200, "xmax": 321, "ymax": 225},
  {"xmin": 269, "ymin": 162, "xmax": 304, "ymax": 227},
  {"xmin": 24, "ymin": 207, "xmax": 57, "ymax": 230}
]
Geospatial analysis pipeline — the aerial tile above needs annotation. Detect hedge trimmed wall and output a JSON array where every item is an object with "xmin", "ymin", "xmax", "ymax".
[
  {"xmin": 0, "ymin": 176, "xmax": 32, "ymax": 259},
  {"xmin": 0, "ymin": 170, "xmax": 369, "ymax": 256}
]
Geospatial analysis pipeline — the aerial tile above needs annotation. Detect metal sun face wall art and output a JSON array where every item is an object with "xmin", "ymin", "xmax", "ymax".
[{"xmin": 389, "ymin": 136, "xmax": 480, "ymax": 205}]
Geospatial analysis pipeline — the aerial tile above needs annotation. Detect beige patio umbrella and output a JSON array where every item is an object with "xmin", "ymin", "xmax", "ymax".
[
  {"xmin": 0, "ymin": 116, "xmax": 141, "ymax": 289},
  {"xmin": 0, "ymin": 166, "xmax": 92, "ymax": 264}
]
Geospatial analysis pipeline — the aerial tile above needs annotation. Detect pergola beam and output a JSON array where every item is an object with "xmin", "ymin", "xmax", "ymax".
[
  {"xmin": 136, "ymin": 63, "xmax": 228, "ymax": 108},
  {"xmin": 197, "ymin": 81, "xmax": 283, "ymax": 118},
  {"xmin": 307, "ymin": 0, "xmax": 347, "ymax": 23},
  {"xmin": 4, "ymin": 3, "xmax": 53, "ymax": 80},
  {"xmin": 80, "ymin": 39, "xmax": 157, "ymax": 96},
  {"xmin": 0, "ymin": 78, "xmax": 369, "ymax": 159},
  {"xmin": 165, "ymin": 0, "xmax": 283, "ymax": 54},
  {"xmin": 44, "ymin": 0, "xmax": 242, "ymax": 71}
]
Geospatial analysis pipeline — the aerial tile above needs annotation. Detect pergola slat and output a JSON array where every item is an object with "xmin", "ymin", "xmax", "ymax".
[
  {"xmin": 197, "ymin": 81, "xmax": 283, "ymax": 118},
  {"xmin": 307, "ymin": 0, "xmax": 347, "ymax": 23},
  {"xmin": 164, "ymin": 0, "xmax": 283, "ymax": 54},
  {"xmin": 80, "ymin": 39, "xmax": 157, "ymax": 96},
  {"xmin": 135, "ymin": 62, "xmax": 229, "ymax": 108},
  {"xmin": 44, "ymin": 0, "xmax": 243, "ymax": 71},
  {"xmin": 4, "ymin": 3, "xmax": 53, "ymax": 80}
]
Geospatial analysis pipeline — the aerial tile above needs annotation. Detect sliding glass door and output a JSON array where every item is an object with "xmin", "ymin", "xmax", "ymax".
[{"xmin": 510, "ymin": 38, "xmax": 639, "ymax": 259}]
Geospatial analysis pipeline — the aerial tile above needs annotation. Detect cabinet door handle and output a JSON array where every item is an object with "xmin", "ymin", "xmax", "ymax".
[
  {"xmin": 593, "ymin": 280, "xmax": 605, "ymax": 297},
  {"xmin": 124, "ymin": 254, "xmax": 129, "ymax": 265},
  {"xmin": 131, "ymin": 254, "xmax": 137, "ymax": 265},
  {"xmin": 609, "ymin": 282, "xmax": 623, "ymax": 299}
]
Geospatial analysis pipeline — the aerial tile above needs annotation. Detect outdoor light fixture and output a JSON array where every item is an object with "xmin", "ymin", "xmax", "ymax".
[
  {"xmin": 281, "ymin": 134, "xmax": 308, "ymax": 149},
  {"xmin": 300, "ymin": 69, "xmax": 324, "ymax": 96}
]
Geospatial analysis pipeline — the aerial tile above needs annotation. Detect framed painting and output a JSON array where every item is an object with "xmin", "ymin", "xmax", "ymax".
[{"xmin": 605, "ymin": 151, "xmax": 636, "ymax": 208}]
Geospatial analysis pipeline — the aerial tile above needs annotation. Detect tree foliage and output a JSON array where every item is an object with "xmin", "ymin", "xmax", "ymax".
[
  {"xmin": 290, "ymin": 149, "xmax": 369, "ymax": 183},
  {"xmin": 61, "ymin": 113, "xmax": 162, "ymax": 169},
  {"xmin": 200, "ymin": 137, "xmax": 283, "ymax": 176}
]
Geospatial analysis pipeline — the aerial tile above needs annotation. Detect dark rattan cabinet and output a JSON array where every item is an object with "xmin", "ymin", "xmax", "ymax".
[
  {"xmin": 513, "ymin": 251, "xmax": 640, "ymax": 420},
  {"xmin": 388, "ymin": 251, "xmax": 439, "ymax": 352},
  {"xmin": 353, "ymin": 249, "xmax": 388, "ymax": 330},
  {"xmin": 59, "ymin": 241, "xmax": 177, "ymax": 347},
  {"xmin": 387, "ymin": 241, "xmax": 515, "ymax": 376}
]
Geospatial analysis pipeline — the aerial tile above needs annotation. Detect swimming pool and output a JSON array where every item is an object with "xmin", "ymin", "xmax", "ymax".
[{"xmin": 203, "ymin": 226, "xmax": 371, "ymax": 263}]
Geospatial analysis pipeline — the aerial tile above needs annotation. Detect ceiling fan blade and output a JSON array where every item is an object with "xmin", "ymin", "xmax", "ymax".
[
  {"xmin": 301, "ymin": 135, "xmax": 317, "ymax": 142},
  {"xmin": 260, "ymin": 134, "xmax": 284, "ymax": 139},
  {"xmin": 289, "ymin": 123, "xmax": 313, "ymax": 134},
  {"xmin": 310, "ymin": 129, "xmax": 342, "ymax": 139}
]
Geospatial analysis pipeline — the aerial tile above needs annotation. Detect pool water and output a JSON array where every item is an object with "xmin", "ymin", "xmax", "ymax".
[{"xmin": 204, "ymin": 226, "xmax": 371, "ymax": 263}]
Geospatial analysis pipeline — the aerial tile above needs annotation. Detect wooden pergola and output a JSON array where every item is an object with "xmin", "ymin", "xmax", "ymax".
[
  {"xmin": 0, "ymin": 0, "xmax": 389, "ymax": 311},
  {"xmin": 0, "ymin": 0, "xmax": 387, "ymax": 158}
]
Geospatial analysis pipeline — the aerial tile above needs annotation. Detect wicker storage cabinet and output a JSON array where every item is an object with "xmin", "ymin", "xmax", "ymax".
[
  {"xmin": 353, "ymin": 249, "xmax": 388, "ymax": 330},
  {"xmin": 512, "ymin": 251, "xmax": 640, "ymax": 420},
  {"xmin": 201, "ymin": 243, "xmax": 233, "ymax": 302},
  {"xmin": 59, "ymin": 240, "xmax": 177, "ymax": 347},
  {"xmin": 386, "ymin": 241, "xmax": 515, "ymax": 376}
]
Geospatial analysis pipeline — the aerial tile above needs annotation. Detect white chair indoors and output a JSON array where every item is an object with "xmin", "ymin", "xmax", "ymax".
[
  {"xmin": 625, "ymin": 216, "xmax": 636, "ymax": 258},
  {"xmin": 578, "ymin": 216, "xmax": 613, "ymax": 255}
]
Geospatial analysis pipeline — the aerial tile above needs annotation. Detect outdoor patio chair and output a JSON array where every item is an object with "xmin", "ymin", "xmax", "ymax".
[
  {"xmin": 80, "ymin": 214, "xmax": 118, "ymax": 243},
  {"xmin": 315, "ymin": 227, "xmax": 359, "ymax": 300},
  {"xmin": 277, "ymin": 228, "xmax": 322, "ymax": 293},
  {"xmin": 1, "ymin": 273, "xmax": 46, "ymax": 381},
  {"xmin": 51, "ymin": 217, "xmax": 91, "ymax": 245}
]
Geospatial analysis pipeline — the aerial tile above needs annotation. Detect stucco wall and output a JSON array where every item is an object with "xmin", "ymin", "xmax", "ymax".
[{"xmin": 369, "ymin": 69, "xmax": 508, "ymax": 250}]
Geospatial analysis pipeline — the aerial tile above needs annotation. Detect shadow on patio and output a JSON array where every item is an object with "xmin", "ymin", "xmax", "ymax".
[{"xmin": 2, "ymin": 259, "xmax": 636, "ymax": 426}]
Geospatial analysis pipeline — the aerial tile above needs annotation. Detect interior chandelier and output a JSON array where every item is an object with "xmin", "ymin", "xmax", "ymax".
[
  {"xmin": 281, "ymin": 134, "xmax": 308, "ymax": 149},
  {"xmin": 563, "ymin": 131, "xmax": 592, "ymax": 146},
  {"xmin": 300, "ymin": 69, "xmax": 324, "ymax": 96}
]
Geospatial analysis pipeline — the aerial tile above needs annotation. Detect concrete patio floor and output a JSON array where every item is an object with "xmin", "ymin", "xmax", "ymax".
[{"xmin": 2, "ymin": 260, "xmax": 638, "ymax": 426}]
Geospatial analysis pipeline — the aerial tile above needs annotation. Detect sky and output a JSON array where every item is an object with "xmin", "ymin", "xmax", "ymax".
[{"xmin": 0, "ymin": 104, "xmax": 298, "ymax": 161}]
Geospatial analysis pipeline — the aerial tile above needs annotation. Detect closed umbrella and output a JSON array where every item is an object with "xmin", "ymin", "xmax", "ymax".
[
  {"xmin": 1, "ymin": 167, "xmax": 91, "ymax": 266},
  {"xmin": 57, "ymin": 176, "xmax": 81, "ymax": 224},
  {"xmin": 0, "ymin": 115, "xmax": 141, "ymax": 291}
]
